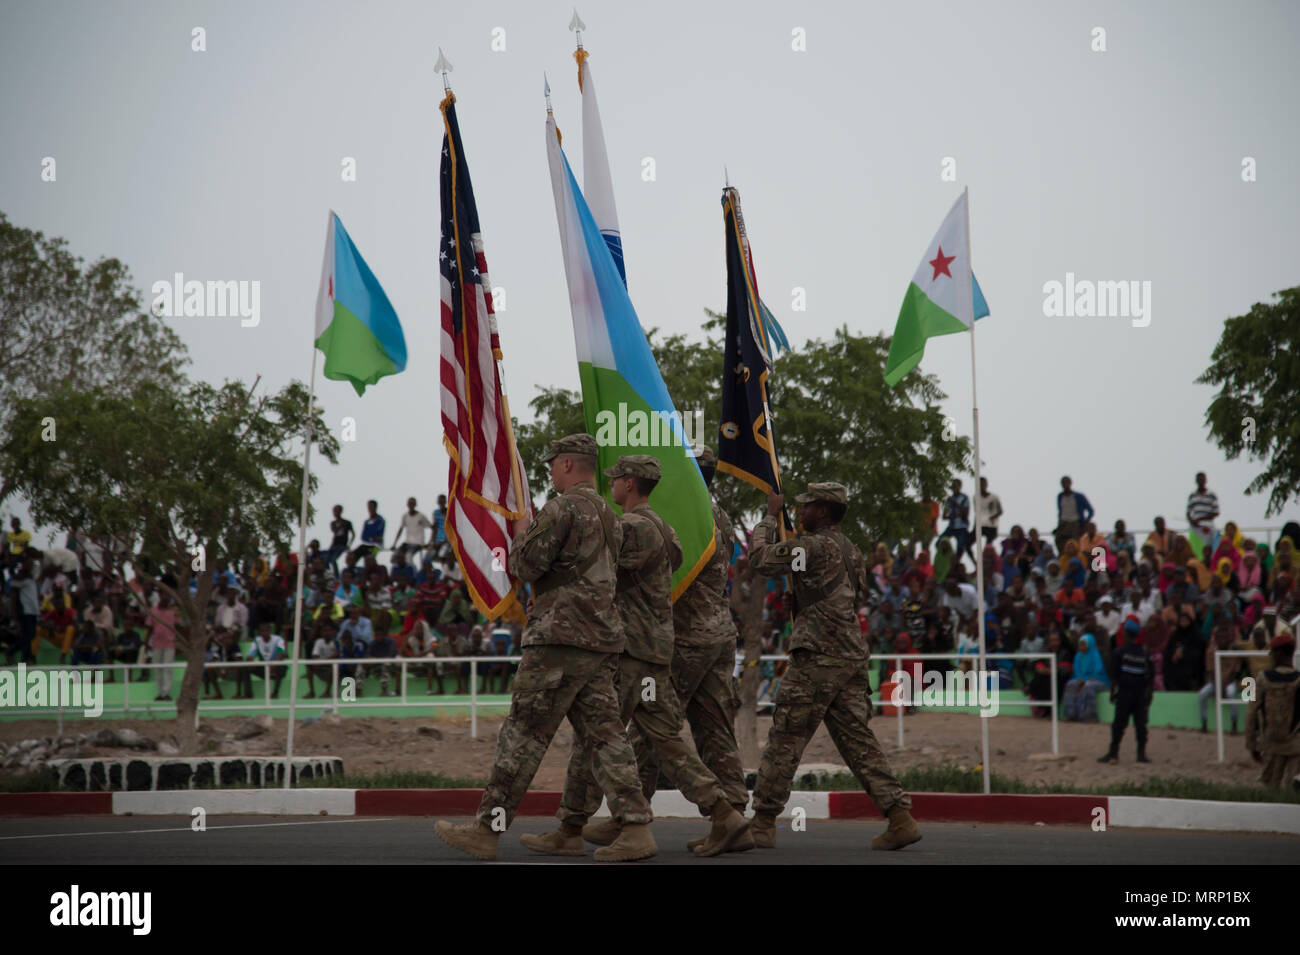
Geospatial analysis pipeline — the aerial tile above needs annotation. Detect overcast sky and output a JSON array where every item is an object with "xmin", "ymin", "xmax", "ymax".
[{"xmin": 2, "ymin": 0, "xmax": 1298, "ymax": 552}]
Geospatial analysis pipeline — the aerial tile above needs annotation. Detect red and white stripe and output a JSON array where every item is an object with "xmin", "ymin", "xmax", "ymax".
[{"xmin": 439, "ymin": 231, "xmax": 532, "ymax": 619}]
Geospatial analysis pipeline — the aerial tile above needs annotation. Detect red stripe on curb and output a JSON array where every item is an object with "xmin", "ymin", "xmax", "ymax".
[
  {"xmin": 355, "ymin": 789, "xmax": 563, "ymax": 817},
  {"xmin": 829, "ymin": 791, "xmax": 1106, "ymax": 825},
  {"xmin": 0, "ymin": 792, "xmax": 113, "ymax": 815}
]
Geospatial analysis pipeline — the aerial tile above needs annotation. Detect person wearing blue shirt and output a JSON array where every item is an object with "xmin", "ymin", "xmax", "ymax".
[
  {"xmin": 1064, "ymin": 633, "xmax": 1109, "ymax": 722},
  {"xmin": 338, "ymin": 604, "xmax": 373, "ymax": 649},
  {"xmin": 432, "ymin": 494, "xmax": 449, "ymax": 559},
  {"xmin": 354, "ymin": 499, "xmax": 385, "ymax": 561},
  {"xmin": 1054, "ymin": 476, "xmax": 1095, "ymax": 554}
]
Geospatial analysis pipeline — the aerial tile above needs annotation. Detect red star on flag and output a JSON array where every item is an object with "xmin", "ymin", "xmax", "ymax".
[{"xmin": 929, "ymin": 246, "xmax": 955, "ymax": 281}]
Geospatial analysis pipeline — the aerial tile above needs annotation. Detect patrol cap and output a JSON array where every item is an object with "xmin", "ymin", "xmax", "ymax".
[
  {"xmin": 604, "ymin": 454, "xmax": 661, "ymax": 481},
  {"xmin": 541, "ymin": 433, "xmax": 598, "ymax": 463},
  {"xmin": 1270, "ymin": 632, "xmax": 1296, "ymax": 650},
  {"xmin": 794, "ymin": 482, "xmax": 848, "ymax": 506},
  {"xmin": 693, "ymin": 445, "xmax": 716, "ymax": 469}
]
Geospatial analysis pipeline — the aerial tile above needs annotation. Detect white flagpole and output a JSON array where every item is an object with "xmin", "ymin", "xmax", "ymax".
[
  {"xmin": 964, "ymin": 186, "xmax": 991, "ymax": 796},
  {"xmin": 283, "ymin": 345, "xmax": 318, "ymax": 787}
]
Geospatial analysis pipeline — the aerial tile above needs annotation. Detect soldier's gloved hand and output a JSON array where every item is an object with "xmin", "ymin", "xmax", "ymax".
[{"xmin": 767, "ymin": 492, "xmax": 784, "ymax": 517}]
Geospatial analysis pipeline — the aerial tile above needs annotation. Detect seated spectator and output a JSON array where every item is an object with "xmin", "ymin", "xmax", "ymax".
[
  {"xmin": 1043, "ymin": 560, "xmax": 1064, "ymax": 595},
  {"xmin": 202, "ymin": 628, "xmax": 243, "ymax": 700},
  {"xmin": 1063, "ymin": 633, "xmax": 1109, "ymax": 722},
  {"xmin": 1199, "ymin": 623, "xmax": 1240, "ymax": 734},
  {"xmin": 214, "ymin": 588, "xmax": 249, "ymax": 642},
  {"xmin": 368, "ymin": 628, "xmax": 399, "ymax": 696},
  {"xmin": 1163, "ymin": 608, "xmax": 1205, "ymax": 691},
  {"xmin": 38, "ymin": 583, "xmax": 78, "ymax": 660},
  {"xmin": 70, "ymin": 619, "xmax": 103, "ymax": 666},
  {"xmin": 305, "ymin": 623, "xmax": 340, "ymax": 698},
  {"xmin": 334, "ymin": 568, "xmax": 363, "ymax": 607},
  {"xmin": 244, "ymin": 621, "xmax": 288, "ymax": 699},
  {"xmin": 337, "ymin": 631, "xmax": 367, "ymax": 694},
  {"xmin": 404, "ymin": 611, "xmax": 439, "ymax": 694},
  {"xmin": 112, "ymin": 615, "xmax": 146, "ymax": 680},
  {"xmin": 1108, "ymin": 520, "xmax": 1136, "ymax": 559},
  {"xmin": 338, "ymin": 604, "xmax": 373, "ymax": 651}
]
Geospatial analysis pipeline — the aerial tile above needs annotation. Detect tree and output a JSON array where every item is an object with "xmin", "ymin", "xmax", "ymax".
[
  {"xmin": 0, "ymin": 378, "xmax": 338, "ymax": 750},
  {"xmin": 1196, "ymin": 286, "xmax": 1300, "ymax": 517},
  {"xmin": 0, "ymin": 212, "xmax": 190, "ymax": 502}
]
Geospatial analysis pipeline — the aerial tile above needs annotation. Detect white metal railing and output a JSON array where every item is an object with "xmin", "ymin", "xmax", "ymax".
[
  {"xmin": 753, "ymin": 652, "xmax": 1059, "ymax": 754},
  {"xmin": 1211, "ymin": 649, "xmax": 1265, "ymax": 763},
  {"xmin": 0, "ymin": 656, "xmax": 522, "ymax": 739}
]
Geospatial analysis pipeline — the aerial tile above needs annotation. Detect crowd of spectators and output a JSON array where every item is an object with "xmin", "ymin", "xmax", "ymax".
[
  {"xmin": 0, "ymin": 495, "xmax": 525, "ymax": 701},
  {"xmin": 748, "ymin": 472, "xmax": 1300, "ymax": 730}
]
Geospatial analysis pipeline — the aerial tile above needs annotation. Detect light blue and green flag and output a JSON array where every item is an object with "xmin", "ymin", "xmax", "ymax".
[
  {"xmin": 314, "ymin": 211, "xmax": 407, "ymax": 395},
  {"xmin": 544, "ymin": 114, "xmax": 715, "ymax": 598}
]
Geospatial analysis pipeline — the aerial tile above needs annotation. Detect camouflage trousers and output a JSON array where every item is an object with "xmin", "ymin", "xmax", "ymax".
[
  {"xmin": 632, "ymin": 641, "xmax": 748, "ymax": 809},
  {"xmin": 559, "ymin": 653, "xmax": 726, "ymax": 825},
  {"xmin": 753, "ymin": 648, "xmax": 911, "ymax": 817},
  {"xmin": 1259, "ymin": 752, "xmax": 1300, "ymax": 789},
  {"xmin": 476, "ymin": 646, "xmax": 652, "ymax": 829}
]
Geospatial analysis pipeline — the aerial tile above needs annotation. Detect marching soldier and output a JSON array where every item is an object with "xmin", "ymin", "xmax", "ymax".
[
  {"xmin": 630, "ymin": 446, "xmax": 753, "ymax": 853},
  {"xmin": 434, "ymin": 434, "xmax": 656, "ymax": 862},
  {"xmin": 749, "ymin": 483, "xmax": 922, "ymax": 851},
  {"xmin": 525, "ymin": 454, "xmax": 750, "ymax": 858},
  {"xmin": 1245, "ymin": 632, "xmax": 1300, "ymax": 790}
]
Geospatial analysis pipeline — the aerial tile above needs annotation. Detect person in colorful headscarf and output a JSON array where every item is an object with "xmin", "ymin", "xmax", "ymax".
[{"xmin": 1064, "ymin": 633, "xmax": 1109, "ymax": 722}]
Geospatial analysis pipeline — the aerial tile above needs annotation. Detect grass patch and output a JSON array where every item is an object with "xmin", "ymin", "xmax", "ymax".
[
  {"xmin": 791, "ymin": 762, "xmax": 1300, "ymax": 804},
  {"xmin": 298, "ymin": 770, "xmax": 487, "ymax": 789},
  {"xmin": 0, "ymin": 770, "xmax": 58, "ymax": 793}
]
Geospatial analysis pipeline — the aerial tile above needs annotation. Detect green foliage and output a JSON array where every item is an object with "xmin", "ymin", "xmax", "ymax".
[
  {"xmin": 513, "ymin": 386, "xmax": 586, "ymax": 499},
  {"xmin": 1196, "ymin": 286, "xmax": 1300, "ymax": 517},
  {"xmin": 0, "ymin": 379, "xmax": 338, "ymax": 572},
  {"xmin": 0, "ymin": 211, "xmax": 190, "ymax": 423}
]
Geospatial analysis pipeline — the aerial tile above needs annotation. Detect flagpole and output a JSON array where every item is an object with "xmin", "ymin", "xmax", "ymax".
[
  {"xmin": 964, "ymin": 186, "xmax": 991, "ymax": 796},
  {"xmin": 283, "ymin": 343, "xmax": 318, "ymax": 788}
]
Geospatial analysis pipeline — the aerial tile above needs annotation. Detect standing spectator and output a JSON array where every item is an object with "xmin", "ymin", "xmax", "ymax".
[
  {"xmin": 392, "ymin": 497, "xmax": 432, "ymax": 562},
  {"xmin": 939, "ymin": 479, "xmax": 974, "ymax": 569},
  {"xmin": 202, "ymin": 629, "xmax": 242, "ymax": 700},
  {"xmin": 145, "ymin": 593, "xmax": 180, "ymax": 701},
  {"xmin": 326, "ymin": 505, "xmax": 355, "ymax": 576},
  {"xmin": 354, "ymin": 500, "xmax": 385, "ymax": 561},
  {"xmin": 431, "ymin": 494, "xmax": 450, "ymax": 560},
  {"xmin": 975, "ymin": 477, "xmax": 1003, "ymax": 546},
  {"xmin": 112, "ymin": 612, "xmax": 145, "ymax": 679},
  {"xmin": 1053, "ymin": 476, "xmax": 1094, "ymax": 554},
  {"xmin": 1186, "ymin": 472, "xmax": 1220, "ymax": 550},
  {"xmin": 919, "ymin": 498, "xmax": 940, "ymax": 553},
  {"xmin": 4, "ymin": 517, "xmax": 33, "ymax": 579},
  {"xmin": 940, "ymin": 577, "xmax": 978, "ymax": 645}
]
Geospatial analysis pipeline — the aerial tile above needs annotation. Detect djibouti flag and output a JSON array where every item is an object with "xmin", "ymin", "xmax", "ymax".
[
  {"xmin": 544, "ymin": 115, "xmax": 715, "ymax": 598},
  {"xmin": 314, "ymin": 211, "xmax": 407, "ymax": 396},
  {"xmin": 884, "ymin": 192, "xmax": 990, "ymax": 387}
]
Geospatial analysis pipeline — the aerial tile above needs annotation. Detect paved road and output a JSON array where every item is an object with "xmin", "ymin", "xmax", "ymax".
[{"xmin": 2, "ymin": 815, "xmax": 1297, "ymax": 865}]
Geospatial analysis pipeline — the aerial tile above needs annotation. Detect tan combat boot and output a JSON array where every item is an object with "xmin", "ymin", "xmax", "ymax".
[
  {"xmin": 520, "ymin": 823, "xmax": 586, "ymax": 857},
  {"xmin": 687, "ymin": 803, "xmax": 752, "ymax": 852},
  {"xmin": 581, "ymin": 818, "xmax": 621, "ymax": 846},
  {"xmin": 871, "ymin": 807, "xmax": 922, "ymax": 851},
  {"xmin": 592, "ymin": 823, "xmax": 658, "ymax": 861},
  {"xmin": 434, "ymin": 819, "xmax": 499, "ymax": 860},
  {"xmin": 692, "ymin": 801, "xmax": 754, "ymax": 857},
  {"xmin": 750, "ymin": 811, "xmax": 778, "ymax": 848}
]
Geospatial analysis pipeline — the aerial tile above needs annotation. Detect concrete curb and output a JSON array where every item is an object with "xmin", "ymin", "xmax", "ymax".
[{"xmin": 3, "ymin": 789, "xmax": 1298, "ymax": 833}]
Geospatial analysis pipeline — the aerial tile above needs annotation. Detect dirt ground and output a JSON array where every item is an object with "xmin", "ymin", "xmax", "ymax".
[{"xmin": 0, "ymin": 708, "xmax": 1267, "ymax": 791}]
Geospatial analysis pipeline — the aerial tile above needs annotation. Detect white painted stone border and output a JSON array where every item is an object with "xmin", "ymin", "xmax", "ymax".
[
  {"xmin": 1107, "ymin": 796, "xmax": 1300, "ymax": 835},
  {"xmin": 112, "ymin": 788, "xmax": 355, "ymax": 816}
]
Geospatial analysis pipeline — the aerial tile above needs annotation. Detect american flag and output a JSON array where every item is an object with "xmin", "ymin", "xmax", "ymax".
[{"xmin": 438, "ymin": 94, "xmax": 532, "ymax": 621}]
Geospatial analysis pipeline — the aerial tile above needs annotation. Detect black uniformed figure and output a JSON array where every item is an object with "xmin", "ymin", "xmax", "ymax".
[{"xmin": 1099, "ymin": 615, "xmax": 1153, "ymax": 763}]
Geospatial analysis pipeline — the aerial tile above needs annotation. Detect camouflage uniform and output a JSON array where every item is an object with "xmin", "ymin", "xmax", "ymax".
[
  {"xmin": 475, "ymin": 435, "xmax": 652, "ymax": 830},
  {"xmin": 559, "ymin": 455, "xmax": 729, "ymax": 824},
  {"xmin": 633, "ymin": 493, "xmax": 748, "ymax": 808},
  {"xmin": 751, "ymin": 483, "xmax": 912, "ymax": 818},
  {"xmin": 1244, "ymin": 640, "xmax": 1300, "ymax": 789}
]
